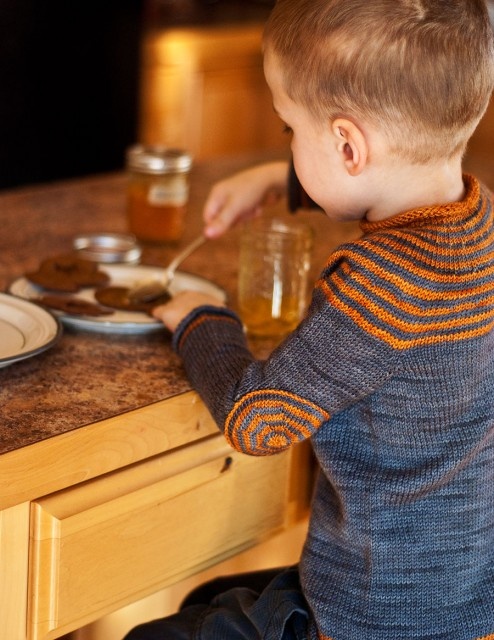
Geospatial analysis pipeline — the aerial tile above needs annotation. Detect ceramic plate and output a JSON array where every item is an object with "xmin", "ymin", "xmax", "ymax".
[
  {"xmin": 0, "ymin": 292, "xmax": 62, "ymax": 367},
  {"xmin": 9, "ymin": 264, "xmax": 226, "ymax": 335}
]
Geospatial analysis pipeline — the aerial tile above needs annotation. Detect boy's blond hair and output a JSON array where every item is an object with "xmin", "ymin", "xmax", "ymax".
[{"xmin": 263, "ymin": 0, "xmax": 494, "ymax": 163}]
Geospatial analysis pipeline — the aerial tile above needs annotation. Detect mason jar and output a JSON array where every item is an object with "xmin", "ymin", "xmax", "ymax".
[
  {"xmin": 126, "ymin": 145, "xmax": 192, "ymax": 243},
  {"xmin": 238, "ymin": 217, "xmax": 313, "ymax": 338}
]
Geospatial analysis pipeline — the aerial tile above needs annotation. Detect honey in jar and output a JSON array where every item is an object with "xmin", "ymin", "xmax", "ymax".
[
  {"xmin": 238, "ymin": 217, "xmax": 313, "ymax": 339},
  {"xmin": 126, "ymin": 145, "xmax": 192, "ymax": 243}
]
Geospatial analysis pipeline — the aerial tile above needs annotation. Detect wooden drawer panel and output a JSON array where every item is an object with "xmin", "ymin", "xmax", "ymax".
[{"xmin": 29, "ymin": 435, "xmax": 291, "ymax": 639}]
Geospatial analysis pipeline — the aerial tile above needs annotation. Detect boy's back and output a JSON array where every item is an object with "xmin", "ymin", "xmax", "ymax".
[{"xmin": 297, "ymin": 175, "xmax": 494, "ymax": 638}]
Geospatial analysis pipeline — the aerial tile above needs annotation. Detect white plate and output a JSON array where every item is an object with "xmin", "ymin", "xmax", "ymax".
[
  {"xmin": 0, "ymin": 292, "xmax": 62, "ymax": 367},
  {"xmin": 9, "ymin": 264, "xmax": 226, "ymax": 335}
]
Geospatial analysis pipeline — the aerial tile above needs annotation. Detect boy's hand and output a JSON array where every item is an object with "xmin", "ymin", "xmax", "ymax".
[
  {"xmin": 151, "ymin": 291, "xmax": 226, "ymax": 333},
  {"xmin": 203, "ymin": 161, "xmax": 288, "ymax": 238}
]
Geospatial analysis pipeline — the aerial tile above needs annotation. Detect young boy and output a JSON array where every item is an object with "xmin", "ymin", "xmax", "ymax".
[{"xmin": 126, "ymin": 0, "xmax": 494, "ymax": 638}]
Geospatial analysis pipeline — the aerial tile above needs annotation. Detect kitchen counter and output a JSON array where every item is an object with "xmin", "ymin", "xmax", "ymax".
[
  {"xmin": 0, "ymin": 151, "xmax": 360, "ymax": 457},
  {"xmin": 0, "ymin": 171, "xmax": 189, "ymax": 453}
]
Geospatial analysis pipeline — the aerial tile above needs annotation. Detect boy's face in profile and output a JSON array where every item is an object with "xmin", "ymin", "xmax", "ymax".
[{"xmin": 264, "ymin": 48, "xmax": 375, "ymax": 223}]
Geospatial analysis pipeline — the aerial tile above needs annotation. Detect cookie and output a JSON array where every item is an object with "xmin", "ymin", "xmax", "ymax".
[
  {"xmin": 95, "ymin": 286, "xmax": 171, "ymax": 313},
  {"xmin": 26, "ymin": 253, "xmax": 110, "ymax": 292},
  {"xmin": 38, "ymin": 294, "xmax": 114, "ymax": 316}
]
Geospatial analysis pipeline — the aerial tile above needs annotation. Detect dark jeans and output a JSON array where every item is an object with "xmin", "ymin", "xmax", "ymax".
[{"xmin": 123, "ymin": 566, "xmax": 309, "ymax": 640}]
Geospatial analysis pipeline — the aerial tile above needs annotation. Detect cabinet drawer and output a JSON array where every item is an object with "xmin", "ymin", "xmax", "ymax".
[{"xmin": 29, "ymin": 435, "xmax": 291, "ymax": 639}]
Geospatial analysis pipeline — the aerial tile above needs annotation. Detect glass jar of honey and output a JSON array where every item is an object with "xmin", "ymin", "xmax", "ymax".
[
  {"xmin": 126, "ymin": 145, "xmax": 192, "ymax": 243},
  {"xmin": 238, "ymin": 217, "xmax": 313, "ymax": 338}
]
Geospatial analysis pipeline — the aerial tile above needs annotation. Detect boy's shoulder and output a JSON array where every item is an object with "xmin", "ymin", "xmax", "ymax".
[{"xmin": 316, "ymin": 177, "xmax": 493, "ymax": 350}]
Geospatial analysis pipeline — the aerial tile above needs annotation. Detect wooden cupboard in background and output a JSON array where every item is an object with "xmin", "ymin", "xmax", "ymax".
[{"xmin": 138, "ymin": 23, "xmax": 289, "ymax": 159}]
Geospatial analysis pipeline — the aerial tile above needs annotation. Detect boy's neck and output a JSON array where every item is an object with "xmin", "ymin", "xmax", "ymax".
[{"xmin": 366, "ymin": 157, "xmax": 465, "ymax": 222}]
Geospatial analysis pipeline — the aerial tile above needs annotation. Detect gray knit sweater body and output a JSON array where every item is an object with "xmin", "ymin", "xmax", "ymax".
[{"xmin": 172, "ymin": 176, "xmax": 494, "ymax": 639}]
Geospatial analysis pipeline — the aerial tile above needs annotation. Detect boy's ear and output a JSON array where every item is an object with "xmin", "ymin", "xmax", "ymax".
[{"xmin": 332, "ymin": 118, "xmax": 368, "ymax": 176}]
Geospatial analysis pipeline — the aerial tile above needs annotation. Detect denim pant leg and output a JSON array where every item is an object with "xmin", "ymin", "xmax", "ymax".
[
  {"xmin": 195, "ymin": 566, "xmax": 309, "ymax": 640},
  {"xmin": 123, "ymin": 566, "xmax": 309, "ymax": 640},
  {"xmin": 123, "ymin": 604, "xmax": 207, "ymax": 640},
  {"xmin": 180, "ymin": 568, "xmax": 284, "ymax": 609}
]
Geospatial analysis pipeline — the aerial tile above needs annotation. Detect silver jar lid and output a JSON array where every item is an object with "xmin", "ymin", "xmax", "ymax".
[
  {"xmin": 73, "ymin": 233, "xmax": 142, "ymax": 263},
  {"xmin": 126, "ymin": 145, "xmax": 192, "ymax": 175}
]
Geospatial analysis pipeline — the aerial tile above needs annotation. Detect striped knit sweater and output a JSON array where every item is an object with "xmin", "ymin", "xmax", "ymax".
[{"xmin": 172, "ymin": 174, "xmax": 494, "ymax": 639}]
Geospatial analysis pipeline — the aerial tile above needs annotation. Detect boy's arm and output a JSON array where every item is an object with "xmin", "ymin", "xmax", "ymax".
[
  {"xmin": 199, "ymin": 158, "xmax": 317, "ymax": 238},
  {"xmin": 202, "ymin": 161, "xmax": 289, "ymax": 238},
  {"xmin": 157, "ymin": 273, "xmax": 398, "ymax": 457}
]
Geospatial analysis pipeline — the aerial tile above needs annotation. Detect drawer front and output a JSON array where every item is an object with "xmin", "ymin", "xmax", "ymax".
[{"xmin": 29, "ymin": 435, "xmax": 291, "ymax": 639}]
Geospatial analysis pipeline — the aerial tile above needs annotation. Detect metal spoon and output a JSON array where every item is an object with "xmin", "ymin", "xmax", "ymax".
[{"xmin": 129, "ymin": 234, "xmax": 207, "ymax": 303}]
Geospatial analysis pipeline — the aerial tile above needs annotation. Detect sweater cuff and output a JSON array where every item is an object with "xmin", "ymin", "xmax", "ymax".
[{"xmin": 172, "ymin": 305, "xmax": 244, "ymax": 353}]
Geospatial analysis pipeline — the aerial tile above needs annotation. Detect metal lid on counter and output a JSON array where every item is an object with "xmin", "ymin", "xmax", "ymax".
[{"xmin": 73, "ymin": 233, "xmax": 142, "ymax": 264}]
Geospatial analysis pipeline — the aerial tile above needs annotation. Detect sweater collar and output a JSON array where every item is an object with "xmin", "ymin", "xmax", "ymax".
[{"xmin": 360, "ymin": 174, "xmax": 483, "ymax": 235}]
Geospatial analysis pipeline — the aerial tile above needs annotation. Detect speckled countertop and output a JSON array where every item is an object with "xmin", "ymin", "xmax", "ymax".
[{"xmin": 0, "ymin": 151, "xmax": 361, "ymax": 456}]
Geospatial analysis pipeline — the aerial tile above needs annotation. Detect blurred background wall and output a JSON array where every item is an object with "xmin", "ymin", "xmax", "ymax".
[
  {"xmin": 1, "ymin": 0, "xmax": 493, "ymax": 191},
  {"xmin": 0, "ymin": 0, "xmax": 282, "ymax": 191},
  {"xmin": 0, "ymin": 0, "xmax": 143, "ymax": 189}
]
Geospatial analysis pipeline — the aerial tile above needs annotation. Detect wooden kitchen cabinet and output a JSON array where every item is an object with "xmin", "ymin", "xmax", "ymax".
[
  {"xmin": 29, "ymin": 437, "xmax": 291, "ymax": 638},
  {"xmin": 0, "ymin": 503, "xmax": 30, "ymax": 638},
  {"xmin": 1, "ymin": 393, "xmax": 311, "ymax": 640}
]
